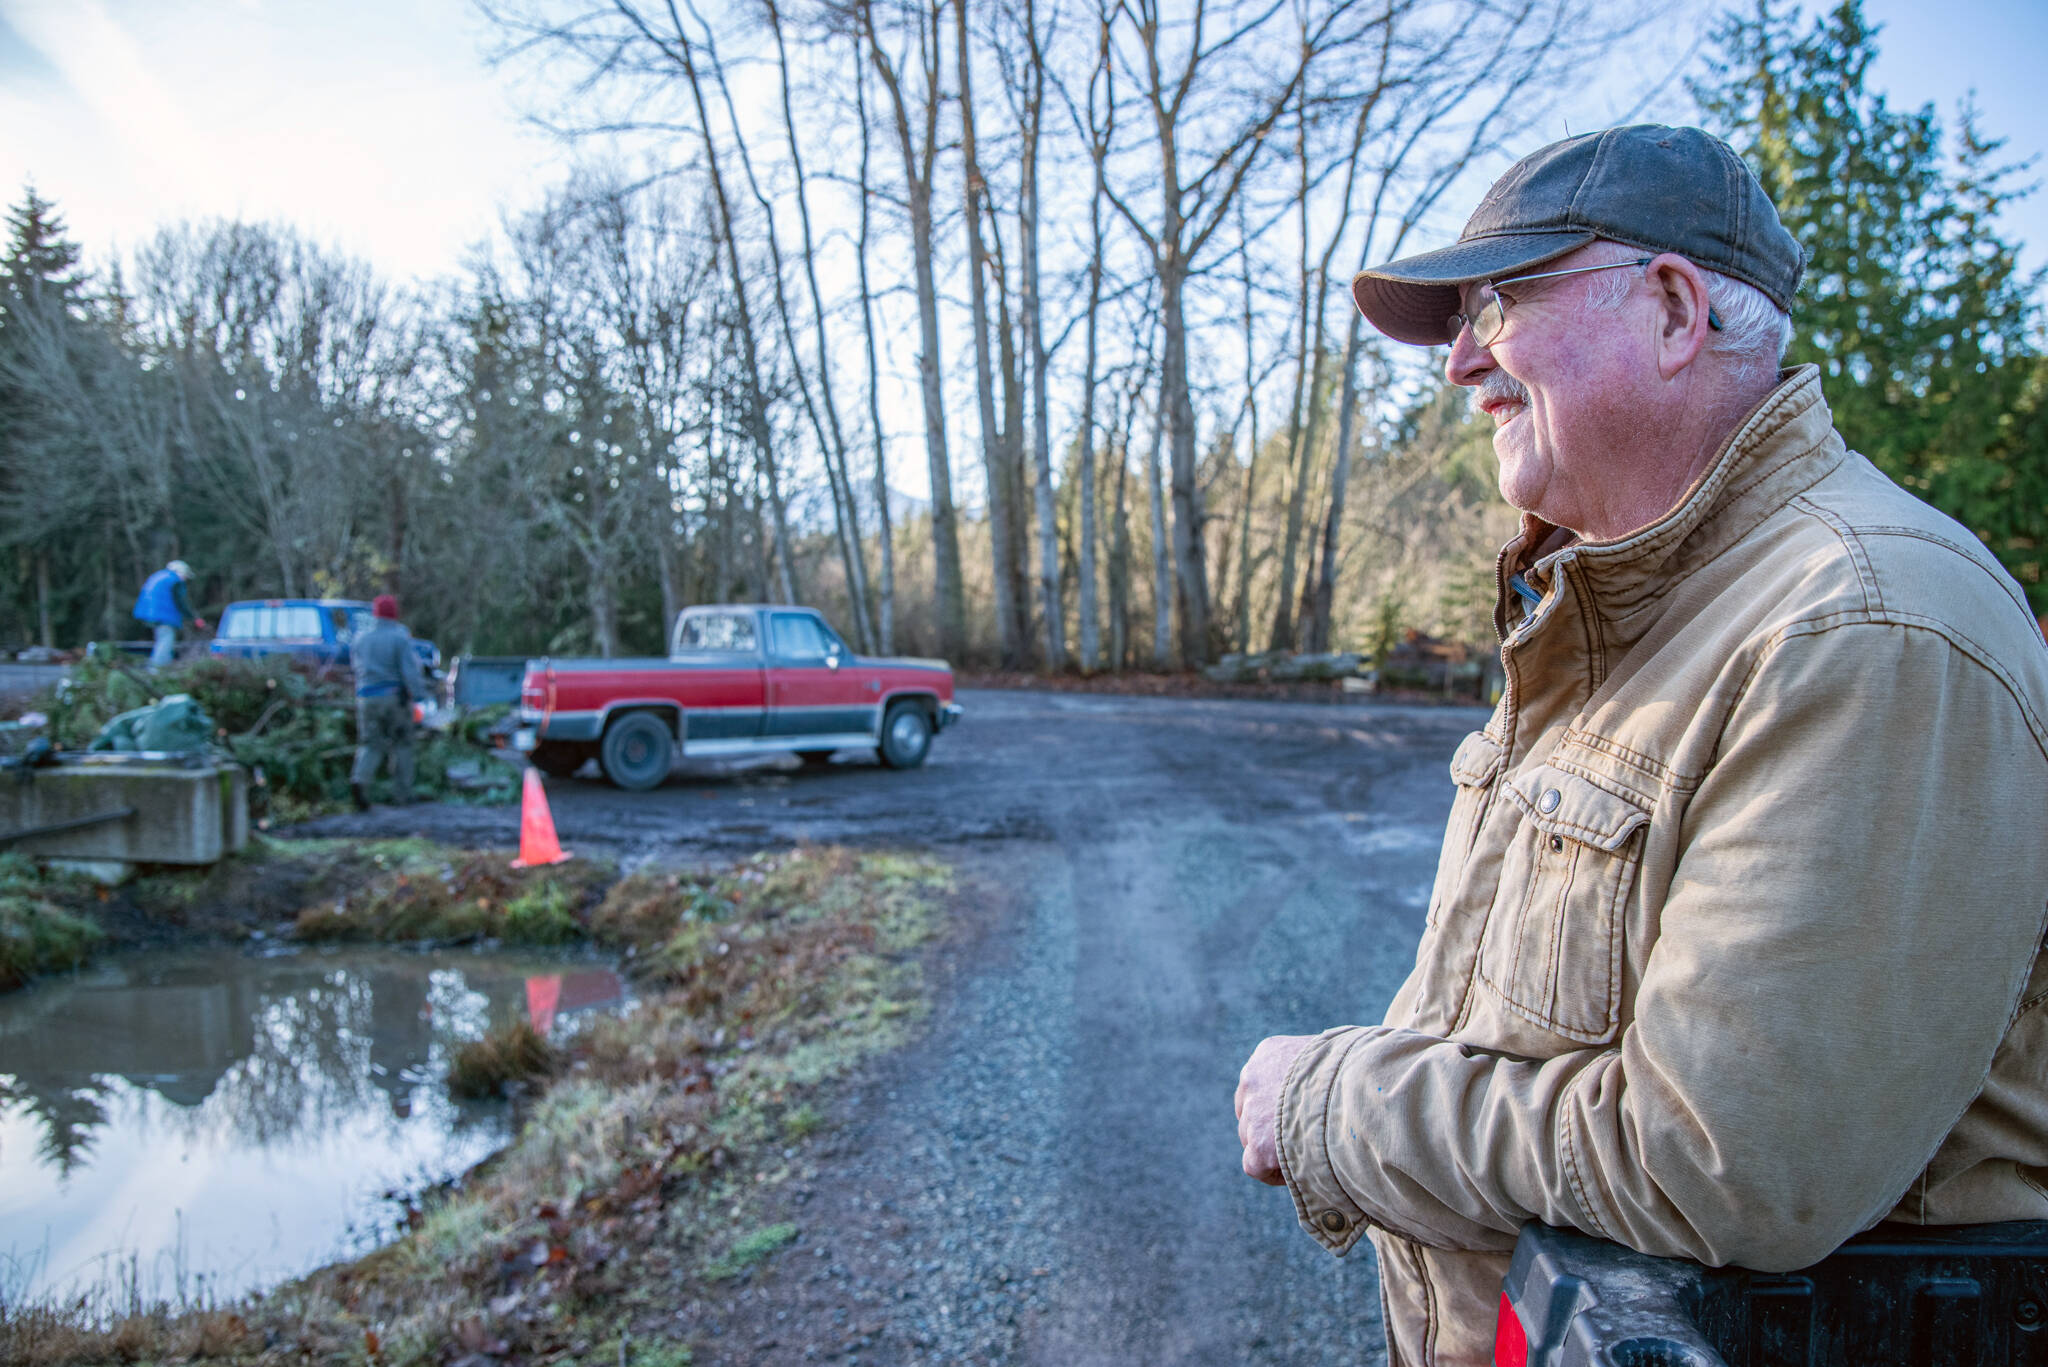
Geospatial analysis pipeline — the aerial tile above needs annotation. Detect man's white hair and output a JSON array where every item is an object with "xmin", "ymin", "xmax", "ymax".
[{"xmin": 1570, "ymin": 240, "xmax": 1793, "ymax": 389}]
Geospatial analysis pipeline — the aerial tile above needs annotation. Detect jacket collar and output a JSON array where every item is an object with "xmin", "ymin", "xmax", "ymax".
[{"xmin": 1496, "ymin": 364, "xmax": 1848, "ymax": 642}]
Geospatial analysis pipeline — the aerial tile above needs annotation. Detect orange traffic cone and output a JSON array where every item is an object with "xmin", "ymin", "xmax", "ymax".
[{"xmin": 511, "ymin": 768, "xmax": 572, "ymax": 868}]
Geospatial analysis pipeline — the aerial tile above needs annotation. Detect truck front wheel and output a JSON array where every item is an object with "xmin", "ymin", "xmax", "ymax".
[
  {"xmin": 877, "ymin": 702, "xmax": 932, "ymax": 770},
  {"xmin": 599, "ymin": 713, "xmax": 675, "ymax": 791}
]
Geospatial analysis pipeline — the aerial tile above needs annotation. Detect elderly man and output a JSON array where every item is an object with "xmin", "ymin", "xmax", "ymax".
[{"xmin": 1235, "ymin": 124, "xmax": 2048, "ymax": 1365}]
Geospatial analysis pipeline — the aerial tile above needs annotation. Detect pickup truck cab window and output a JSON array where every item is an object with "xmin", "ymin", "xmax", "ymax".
[
  {"xmin": 276, "ymin": 606, "xmax": 321, "ymax": 639},
  {"xmin": 674, "ymin": 612, "xmax": 759, "ymax": 654},
  {"xmin": 219, "ymin": 607, "xmax": 265, "ymax": 640},
  {"xmin": 768, "ymin": 613, "xmax": 834, "ymax": 662},
  {"xmin": 220, "ymin": 605, "xmax": 318, "ymax": 640}
]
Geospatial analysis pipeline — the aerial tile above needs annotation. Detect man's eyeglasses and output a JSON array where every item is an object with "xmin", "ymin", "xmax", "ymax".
[{"xmin": 1446, "ymin": 256, "xmax": 1722, "ymax": 348}]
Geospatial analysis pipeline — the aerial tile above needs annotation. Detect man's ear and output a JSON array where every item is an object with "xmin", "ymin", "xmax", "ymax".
[{"xmin": 1647, "ymin": 254, "xmax": 1714, "ymax": 379}]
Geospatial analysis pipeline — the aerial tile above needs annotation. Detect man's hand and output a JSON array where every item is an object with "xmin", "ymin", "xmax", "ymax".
[{"xmin": 1236, "ymin": 1034, "xmax": 1315, "ymax": 1186}]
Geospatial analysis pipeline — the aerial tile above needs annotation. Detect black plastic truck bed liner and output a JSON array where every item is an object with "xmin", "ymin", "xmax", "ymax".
[{"xmin": 1496, "ymin": 1219, "xmax": 2048, "ymax": 1366}]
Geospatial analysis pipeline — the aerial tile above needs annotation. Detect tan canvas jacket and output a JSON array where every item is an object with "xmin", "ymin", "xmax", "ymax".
[{"xmin": 1276, "ymin": 366, "xmax": 2048, "ymax": 1367}]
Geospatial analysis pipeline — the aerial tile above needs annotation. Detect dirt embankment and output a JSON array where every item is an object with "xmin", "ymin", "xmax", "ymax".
[
  {"xmin": 1, "ymin": 834, "xmax": 604, "ymax": 992},
  {"xmin": 0, "ymin": 838, "xmax": 371, "ymax": 990}
]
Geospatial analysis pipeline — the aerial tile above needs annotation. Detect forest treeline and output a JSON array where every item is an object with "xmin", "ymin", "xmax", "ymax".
[{"xmin": 1, "ymin": 0, "xmax": 2042, "ymax": 668}]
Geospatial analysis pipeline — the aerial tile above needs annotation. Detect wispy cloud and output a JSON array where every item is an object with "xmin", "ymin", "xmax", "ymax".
[
  {"xmin": 0, "ymin": 7, "xmax": 67, "ymax": 87},
  {"xmin": 2, "ymin": 0, "xmax": 206, "ymax": 197}
]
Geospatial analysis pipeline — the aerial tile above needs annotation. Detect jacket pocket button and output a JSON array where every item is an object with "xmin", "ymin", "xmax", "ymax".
[
  {"xmin": 1538, "ymin": 788, "xmax": 1561, "ymax": 814},
  {"xmin": 1318, "ymin": 1209, "xmax": 1348, "ymax": 1234},
  {"xmin": 1549, "ymin": 834, "xmax": 1565, "ymax": 853}
]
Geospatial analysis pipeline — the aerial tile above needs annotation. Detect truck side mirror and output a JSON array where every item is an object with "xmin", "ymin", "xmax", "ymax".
[{"xmin": 826, "ymin": 647, "xmax": 843, "ymax": 670}]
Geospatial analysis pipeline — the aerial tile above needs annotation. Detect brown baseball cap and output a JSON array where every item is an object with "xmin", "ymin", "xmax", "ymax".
[{"xmin": 1352, "ymin": 124, "xmax": 1804, "ymax": 346}]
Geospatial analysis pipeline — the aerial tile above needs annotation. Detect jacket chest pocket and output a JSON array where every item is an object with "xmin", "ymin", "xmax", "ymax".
[
  {"xmin": 1474, "ymin": 766, "xmax": 1649, "ymax": 1043},
  {"xmin": 1427, "ymin": 731, "xmax": 1505, "ymax": 930}
]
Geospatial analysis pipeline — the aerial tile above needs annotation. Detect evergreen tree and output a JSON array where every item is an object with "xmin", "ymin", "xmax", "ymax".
[
  {"xmin": 1693, "ymin": 0, "xmax": 2048, "ymax": 613},
  {"xmin": 0, "ymin": 184, "xmax": 86, "ymax": 318},
  {"xmin": 0, "ymin": 185, "xmax": 94, "ymax": 647}
]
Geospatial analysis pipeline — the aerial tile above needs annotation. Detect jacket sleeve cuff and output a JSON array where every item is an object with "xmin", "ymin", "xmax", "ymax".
[{"xmin": 1277, "ymin": 1025, "xmax": 1375, "ymax": 1255}]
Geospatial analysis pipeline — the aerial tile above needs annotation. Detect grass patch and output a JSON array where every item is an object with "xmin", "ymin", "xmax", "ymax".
[
  {"xmin": 447, "ymin": 1019, "xmax": 561, "ymax": 1099},
  {"xmin": 0, "ymin": 844, "xmax": 955, "ymax": 1366},
  {"xmin": 0, "ymin": 896, "xmax": 102, "ymax": 990},
  {"xmin": 702, "ymin": 1223, "xmax": 799, "ymax": 1281},
  {"xmin": 292, "ymin": 851, "xmax": 612, "ymax": 945},
  {"xmin": 619, "ymin": 1342, "xmax": 695, "ymax": 1367},
  {"xmin": 503, "ymin": 877, "xmax": 582, "ymax": 945},
  {"xmin": 0, "ymin": 1307, "xmax": 256, "ymax": 1367},
  {"xmin": 0, "ymin": 855, "xmax": 104, "ymax": 990},
  {"xmin": 781, "ymin": 1102, "xmax": 824, "ymax": 1140}
]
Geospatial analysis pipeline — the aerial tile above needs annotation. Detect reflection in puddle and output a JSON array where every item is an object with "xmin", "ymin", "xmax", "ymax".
[
  {"xmin": 524, "ymin": 969, "xmax": 628, "ymax": 1035},
  {"xmin": 0, "ymin": 946, "xmax": 625, "ymax": 1305}
]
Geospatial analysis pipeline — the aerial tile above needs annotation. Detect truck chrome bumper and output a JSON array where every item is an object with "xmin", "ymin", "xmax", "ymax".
[{"xmin": 937, "ymin": 702, "xmax": 964, "ymax": 732}]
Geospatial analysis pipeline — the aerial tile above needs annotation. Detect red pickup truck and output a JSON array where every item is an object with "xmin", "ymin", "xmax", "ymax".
[{"xmin": 511, "ymin": 604, "xmax": 963, "ymax": 790}]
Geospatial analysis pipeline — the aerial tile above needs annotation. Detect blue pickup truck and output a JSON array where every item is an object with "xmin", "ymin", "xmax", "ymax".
[{"xmin": 208, "ymin": 599, "xmax": 441, "ymax": 673}]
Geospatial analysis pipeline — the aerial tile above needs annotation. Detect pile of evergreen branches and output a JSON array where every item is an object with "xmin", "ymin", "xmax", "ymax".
[{"xmin": 36, "ymin": 649, "xmax": 517, "ymax": 820}]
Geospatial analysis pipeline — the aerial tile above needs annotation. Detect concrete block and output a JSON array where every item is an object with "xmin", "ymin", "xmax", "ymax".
[
  {"xmin": 1, "ymin": 756, "xmax": 250, "ymax": 866},
  {"xmin": 46, "ymin": 857, "xmax": 137, "ymax": 885}
]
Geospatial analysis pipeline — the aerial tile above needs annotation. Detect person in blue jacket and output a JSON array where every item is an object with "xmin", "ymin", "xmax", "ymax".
[{"xmin": 133, "ymin": 560, "xmax": 206, "ymax": 669}]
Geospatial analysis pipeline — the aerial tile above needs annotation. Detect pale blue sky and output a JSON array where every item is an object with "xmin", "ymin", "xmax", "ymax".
[
  {"xmin": 1851, "ymin": 0, "xmax": 2048, "ymax": 272},
  {"xmin": 1, "ymin": 0, "xmax": 2041, "ymax": 285},
  {"xmin": 0, "ymin": 0, "xmax": 561, "ymax": 281}
]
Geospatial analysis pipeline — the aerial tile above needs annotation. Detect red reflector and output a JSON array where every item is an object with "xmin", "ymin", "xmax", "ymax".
[{"xmin": 1495, "ymin": 1290, "xmax": 1529, "ymax": 1367}]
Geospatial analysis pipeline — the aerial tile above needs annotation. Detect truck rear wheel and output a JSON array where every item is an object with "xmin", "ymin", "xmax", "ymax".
[
  {"xmin": 877, "ymin": 702, "xmax": 932, "ymax": 770},
  {"xmin": 599, "ymin": 713, "xmax": 674, "ymax": 791}
]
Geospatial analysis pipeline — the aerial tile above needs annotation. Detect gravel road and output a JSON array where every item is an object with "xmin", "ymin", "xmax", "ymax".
[{"xmin": 300, "ymin": 687, "xmax": 1486, "ymax": 1365}]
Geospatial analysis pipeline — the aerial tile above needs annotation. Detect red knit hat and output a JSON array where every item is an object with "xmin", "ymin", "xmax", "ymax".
[{"xmin": 372, "ymin": 594, "xmax": 399, "ymax": 619}]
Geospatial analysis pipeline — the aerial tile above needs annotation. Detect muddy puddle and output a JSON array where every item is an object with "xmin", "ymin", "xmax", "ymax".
[{"xmin": 0, "ymin": 945, "xmax": 628, "ymax": 1307}]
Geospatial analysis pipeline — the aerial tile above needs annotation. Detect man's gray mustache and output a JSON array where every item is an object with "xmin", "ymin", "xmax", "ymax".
[{"xmin": 1472, "ymin": 372, "xmax": 1530, "ymax": 415}]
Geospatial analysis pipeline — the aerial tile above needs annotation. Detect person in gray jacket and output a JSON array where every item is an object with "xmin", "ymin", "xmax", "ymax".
[{"xmin": 349, "ymin": 594, "xmax": 429, "ymax": 810}]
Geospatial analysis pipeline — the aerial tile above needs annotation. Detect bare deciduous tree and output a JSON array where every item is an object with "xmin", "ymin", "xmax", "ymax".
[
  {"xmin": 861, "ymin": 0, "xmax": 970, "ymax": 659},
  {"xmin": 854, "ymin": 31, "xmax": 899, "ymax": 653}
]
